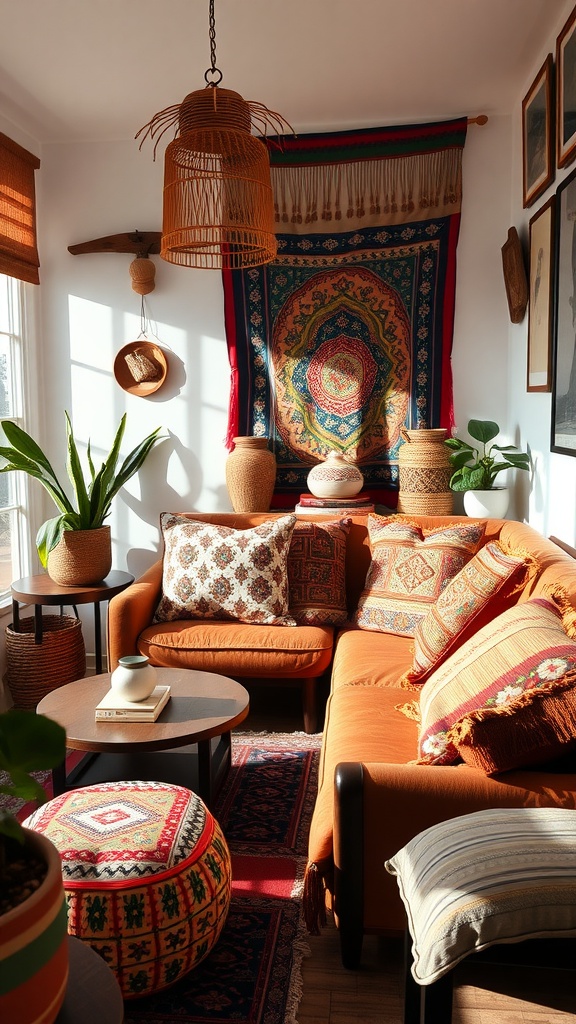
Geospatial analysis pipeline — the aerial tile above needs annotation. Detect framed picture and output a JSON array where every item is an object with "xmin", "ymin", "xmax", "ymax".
[
  {"xmin": 527, "ymin": 197, "xmax": 555, "ymax": 392},
  {"xmin": 522, "ymin": 54, "xmax": 555, "ymax": 206},
  {"xmin": 557, "ymin": 5, "xmax": 576, "ymax": 168},
  {"xmin": 551, "ymin": 166, "xmax": 576, "ymax": 453}
]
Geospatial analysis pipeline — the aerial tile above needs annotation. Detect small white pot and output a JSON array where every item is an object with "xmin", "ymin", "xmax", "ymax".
[
  {"xmin": 307, "ymin": 450, "xmax": 364, "ymax": 499},
  {"xmin": 111, "ymin": 655, "xmax": 157, "ymax": 701},
  {"xmin": 463, "ymin": 488, "xmax": 510, "ymax": 519}
]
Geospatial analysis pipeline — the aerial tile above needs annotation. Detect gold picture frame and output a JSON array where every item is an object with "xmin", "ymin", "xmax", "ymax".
[
  {"xmin": 527, "ymin": 197, "xmax": 555, "ymax": 392},
  {"xmin": 522, "ymin": 54, "xmax": 555, "ymax": 206}
]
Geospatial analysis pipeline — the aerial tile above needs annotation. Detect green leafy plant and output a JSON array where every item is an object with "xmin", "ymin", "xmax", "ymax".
[
  {"xmin": 446, "ymin": 419, "xmax": 530, "ymax": 492},
  {"xmin": 0, "ymin": 710, "xmax": 66, "ymax": 851},
  {"xmin": 0, "ymin": 412, "xmax": 162, "ymax": 567}
]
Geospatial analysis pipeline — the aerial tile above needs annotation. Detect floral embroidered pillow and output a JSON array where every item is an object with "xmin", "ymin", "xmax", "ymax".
[
  {"xmin": 154, "ymin": 513, "xmax": 297, "ymax": 625},
  {"xmin": 417, "ymin": 596, "xmax": 576, "ymax": 765},
  {"xmin": 353, "ymin": 516, "xmax": 486, "ymax": 637}
]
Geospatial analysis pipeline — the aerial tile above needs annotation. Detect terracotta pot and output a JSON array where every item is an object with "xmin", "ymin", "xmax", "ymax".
[
  {"xmin": 47, "ymin": 526, "xmax": 112, "ymax": 586},
  {"xmin": 0, "ymin": 829, "xmax": 69, "ymax": 1024},
  {"xmin": 225, "ymin": 437, "xmax": 277, "ymax": 512}
]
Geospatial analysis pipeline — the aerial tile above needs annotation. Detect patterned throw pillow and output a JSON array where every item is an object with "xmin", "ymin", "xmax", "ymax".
[
  {"xmin": 400, "ymin": 540, "xmax": 535, "ymax": 687},
  {"xmin": 448, "ymin": 673, "xmax": 576, "ymax": 774},
  {"xmin": 287, "ymin": 518, "xmax": 352, "ymax": 625},
  {"xmin": 353, "ymin": 516, "xmax": 485, "ymax": 637},
  {"xmin": 154, "ymin": 513, "xmax": 297, "ymax": 625},
  {"xmin": 417, "ymin": 596, "xmax": 576, "ymax": 765},
  {"xmin": 385, "ymin": 807, "xmax": 576, "ymax": 985}
]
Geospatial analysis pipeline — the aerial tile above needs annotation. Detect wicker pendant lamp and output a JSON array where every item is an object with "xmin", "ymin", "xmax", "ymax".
[{"xmin": 137, "ymin": 0, "xmax": 291, "ymax": 270}]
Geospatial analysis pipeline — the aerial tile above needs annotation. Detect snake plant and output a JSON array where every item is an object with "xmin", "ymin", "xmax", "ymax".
[{"xmin": 0, "ymin": 412, "xmax": 162, "ymax": 567}]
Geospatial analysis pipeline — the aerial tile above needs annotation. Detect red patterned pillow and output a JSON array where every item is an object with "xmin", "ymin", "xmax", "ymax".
[
  {"xmin": 353, "ymin": 516, "xmax": 485, "ymax": 637},
  {"xmin": 417, "ymin": 596, "xmax": 576, "ymax": 765},
  {"xmin": 154, "ymin": 513, "xmax": 297, "ymax": 625},
  {"xmin": 401, "ymin": 541, "xmax": 535, "ymax": 687},
  {"xmin": 287, "ymin": 518, "xmax": 352, "ymax": 625}
]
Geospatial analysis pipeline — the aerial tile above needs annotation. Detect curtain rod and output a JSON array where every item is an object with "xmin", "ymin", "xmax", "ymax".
[{"xmin": 468, "ymin": 115, "xmax": 488, "ymax": 125}]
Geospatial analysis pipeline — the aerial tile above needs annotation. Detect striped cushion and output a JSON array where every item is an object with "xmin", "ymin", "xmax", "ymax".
[
  {"xmin": 401, "ymin": 540, "xmax": 532, "ymax": 687},
  {"xmin": 417, "ymin": 596, "xmax": 576, "ymax": 765},
  {"xmin": 354, "ymin": 516, "xmax": 485, "ymax": 637},
  {"xmin": 385, "ymin": 807, "xmax": 576, "ymax": 985}
]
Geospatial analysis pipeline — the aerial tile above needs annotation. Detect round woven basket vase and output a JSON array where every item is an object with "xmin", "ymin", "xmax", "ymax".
[
  {"xmin": 225, "ymin": 437, "xmax": 277, "ymax": 512},
  {"xmin": 397, "ymin": 427, "xmax": 454, "ymax": 515},
  {"xmin": 47, "ymin": 526, "xmax": 112, "ymax": 586}
]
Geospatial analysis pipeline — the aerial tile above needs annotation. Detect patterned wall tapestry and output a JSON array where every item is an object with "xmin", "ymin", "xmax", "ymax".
[{"xmin": 223, "ymin": 118, "xmax": 467, "ymax": 506}]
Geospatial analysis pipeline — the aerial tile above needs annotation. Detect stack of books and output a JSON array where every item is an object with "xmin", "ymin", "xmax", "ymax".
[
  {"xmin": 95, "ymin": 685, "xmax": 171, "ymax": 722},
  {"xmin": 294, "ymin": 492, "xmax": 376, "ymax": 515}
]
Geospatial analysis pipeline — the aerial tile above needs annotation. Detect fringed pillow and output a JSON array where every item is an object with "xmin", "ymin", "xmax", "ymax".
[
  {"xmin": 400, "ymin": 541, "xmax": 537, "ymax": 688},
  {"xmin": 417, "ymin": 595, "xmax": 576, "ymax": 766},
  {"xmin": 353, "ymin": 516, "xmax": 485, "ymax": 637},
  {"xmin": 287, "ymin": 517, "xmax": 352, "ymax": 625},
  {"xmin": 154, "ymin": 513, "xmax": 297, "ymax": 625}
]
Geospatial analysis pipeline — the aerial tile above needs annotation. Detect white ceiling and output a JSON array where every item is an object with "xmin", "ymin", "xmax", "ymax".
[{"xmin": 0, "ymin": 0, "xmax": 568, "ymax": 145}]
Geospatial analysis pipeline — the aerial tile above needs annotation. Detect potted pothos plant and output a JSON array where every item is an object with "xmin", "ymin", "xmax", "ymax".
[
  {"xmin": 0, "ymin": 709, "xmax": 68, "ymax": 1024},
  {"xmin": 0, "ymin": 412, "xmax": 163, "ymax": 585},
  {"xmin": 445, "ymin": 418, "xmax": 530, "ymax": 518}
]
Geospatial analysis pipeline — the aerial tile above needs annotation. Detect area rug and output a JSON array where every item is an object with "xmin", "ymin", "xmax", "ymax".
[{"xmin": 10, "ymin": 731, "xmax": 322, "ymax": 1024}]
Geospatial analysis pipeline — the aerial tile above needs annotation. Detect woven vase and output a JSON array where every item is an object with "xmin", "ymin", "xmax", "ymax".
[
  {"xmin": 5, "ymin": 614, "xmax": 86, "ymax": 710},
  {"xmin": 397, "ymin": 428, "xmax": 453, "ymax": 515},
  {"xmin": 225, "ymin": 436, "xmax": 277, "ymax": 512},
  {"xmin": 47, "ymin": 526, "xmax": 112, "ymax": 586}
]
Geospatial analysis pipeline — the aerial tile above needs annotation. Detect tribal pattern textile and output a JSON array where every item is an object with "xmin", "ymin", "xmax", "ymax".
[{"xmin": 224, "ymin": 119, "xmax": 467, "ymax": 506}]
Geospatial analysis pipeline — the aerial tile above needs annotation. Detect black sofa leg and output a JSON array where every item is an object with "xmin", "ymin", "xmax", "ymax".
[
  {"xmin": 334, "ymin": 762, "xmax": 364, "ymax": 969},
  {"xmin": 403, "ymin": 933, "xmax": 454, "ymax": 1024},
  {"xmin": 302, "ymin": 678, "xmax": 318, "ymax": 733}
]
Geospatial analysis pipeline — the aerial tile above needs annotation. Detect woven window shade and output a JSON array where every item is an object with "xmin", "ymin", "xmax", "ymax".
[{"xmin": 0, "ymin": 132, "xmax": 41, "ymax": 285}]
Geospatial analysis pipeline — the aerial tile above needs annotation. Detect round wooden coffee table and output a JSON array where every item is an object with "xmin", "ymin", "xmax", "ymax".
[{"xmin": 38, "ymin": 668, "xmax": 250, "ymax": 807}]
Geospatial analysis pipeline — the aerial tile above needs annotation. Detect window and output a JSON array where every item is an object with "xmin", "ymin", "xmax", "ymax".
[{"xmin": 0, "ymin": 273, "xmax": 31, "ymax": 602}]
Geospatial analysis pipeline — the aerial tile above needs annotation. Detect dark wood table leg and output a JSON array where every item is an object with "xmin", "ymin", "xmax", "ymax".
[
  {"xmin": 34, "ymin": 604, "xmax": 43, "ymax": 645},
  {"xmin": 12, "ymin": 597, "xmax": 20, "ymax": 631},
  {"xmin": 198, "ymin": 738, "xmax": 213, "ymax": 806},
  {"xmin": 52, "ymin": 759, "xmax": 67, "ymax": 797},
  {"xmin": 93, "ymin": 601, "xmax": 103, "ymax": 675}
]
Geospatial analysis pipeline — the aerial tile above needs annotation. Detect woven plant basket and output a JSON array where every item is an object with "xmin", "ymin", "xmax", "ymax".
[
  {"xmin": 225, "ymin": 436, "xmax": 277, "ymax": 512},
  {"xmin": 397, "ymin": 428, "xmax": 454, "ymax": 515},
  {"xmin": 47, "ymin": 526, "xmax": 112, "ymax": 586},
  {"xmin": 5, "ymin": 614, "xmax": 86, "ymax": 710}
]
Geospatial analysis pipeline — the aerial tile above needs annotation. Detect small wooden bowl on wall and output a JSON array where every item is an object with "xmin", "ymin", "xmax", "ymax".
[{"xmin": 114, "ymin": 340, "xmax": 168, "ymax": 396}]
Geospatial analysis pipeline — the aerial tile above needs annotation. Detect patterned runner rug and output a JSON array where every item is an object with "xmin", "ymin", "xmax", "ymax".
[{"xmin": 10, "ymin": 730, "xmax": 322, "ymax": 1024}]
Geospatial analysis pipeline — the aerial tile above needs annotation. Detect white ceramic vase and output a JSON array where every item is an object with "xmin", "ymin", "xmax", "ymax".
[
  {"xmin": 307, "ymin": 451, "xmax": 364, "ymax": 499},
  {"xmin": 463, "ymin": 488, "xmax": 510, "ymax": 519},
  {"xmin": 111, "ymin": 655, "xmax": 157, "ymax": 701}
]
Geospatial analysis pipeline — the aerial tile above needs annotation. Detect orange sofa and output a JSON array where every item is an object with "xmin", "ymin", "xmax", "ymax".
[{"xmin": 107, "ymin": 512, "xmax": 576, "ymax": 970}]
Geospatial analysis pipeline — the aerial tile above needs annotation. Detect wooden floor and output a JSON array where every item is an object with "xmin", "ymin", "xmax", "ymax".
[{"xmin": 243, "ymin": 683, "xmax": 576, "ymax": 1024}]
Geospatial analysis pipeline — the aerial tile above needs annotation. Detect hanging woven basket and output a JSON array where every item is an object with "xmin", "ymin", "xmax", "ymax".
[
  {"xmin": 5, "ymin": 614, "xmax": 86, "ymax": 710},
  {"xmin": 397, "ymin": 428, "xmax": 454, "ymax": 515}
]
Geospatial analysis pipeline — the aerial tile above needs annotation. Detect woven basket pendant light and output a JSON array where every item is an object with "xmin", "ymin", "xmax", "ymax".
[{"xmin": 137, "ymin": 0, "xmax": 291, "ymax": 270}]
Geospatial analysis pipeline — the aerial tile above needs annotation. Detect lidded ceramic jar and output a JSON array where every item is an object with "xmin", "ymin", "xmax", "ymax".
[
  {"xmin": 307, "ymin": 450, "xmax": 364, "ymax": 499},
  {"xmin": 111, "ymin": 655, "xmax": 157, "ymax": 702}
]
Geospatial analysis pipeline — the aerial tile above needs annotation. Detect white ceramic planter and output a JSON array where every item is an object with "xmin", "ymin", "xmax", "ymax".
[
  {"xmin": 307, "ymin": 451, "xmax": 364, "ymax": 498},
  {"xmin": 463, "ymin": 488, "xmax": 510, "ymax": 519}
]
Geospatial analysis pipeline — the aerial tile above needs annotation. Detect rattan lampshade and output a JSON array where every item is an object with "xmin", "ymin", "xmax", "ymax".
[{"xmin": 160, "ymin": 87, "xmax": 277, "ymax": 270}]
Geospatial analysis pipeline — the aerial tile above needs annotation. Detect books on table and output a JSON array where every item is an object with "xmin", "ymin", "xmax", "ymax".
[
  {"xmin": 294, "ymin": 503, "xmax": 375, "ymax": 515},
  {"xmin": 95, "ymin": 684, "xmax": 171, "ymax": 722}
]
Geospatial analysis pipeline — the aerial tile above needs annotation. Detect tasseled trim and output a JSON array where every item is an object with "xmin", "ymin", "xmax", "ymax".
[
  {"xmin": 395, "ymin": 699, "xmax": 421, "ymax": 722},
  {"xmin": 541, "ymin": 582, "xmax": 576, "ymax": 638},
  {"xmin": 303, "ymin": 861, "xmax": 330, "ymax": 935}
]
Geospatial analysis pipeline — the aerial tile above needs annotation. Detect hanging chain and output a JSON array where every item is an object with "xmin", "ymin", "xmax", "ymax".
[{"xmin": 204, "ymin": 0, "xmax": 223, "ymax": 86}]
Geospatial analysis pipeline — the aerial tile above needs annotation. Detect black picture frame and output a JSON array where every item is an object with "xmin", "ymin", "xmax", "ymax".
[
  {"xmin": 527, "ymin": 196, "xmax": 555, "ymax": 392},
  {"xmin": 522, "ymin": 54, "xmax": 555, "ymax": 207},
  {"xmin": 557, "ymin": 4, "xmax": 576, "ymax": 169},
  {"xmin": 551, "ymin": 165, "xmax": 576, "ymax": 453}
]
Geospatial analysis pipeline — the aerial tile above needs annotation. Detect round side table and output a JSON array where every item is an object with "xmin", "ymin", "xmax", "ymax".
[
  {"xmin": 56, "ymin": 936, "xmax": 123, "ymax": 1023},
  {"xmin": 11, "ymin": 571, "xmax": 134, "ymax": 675}
]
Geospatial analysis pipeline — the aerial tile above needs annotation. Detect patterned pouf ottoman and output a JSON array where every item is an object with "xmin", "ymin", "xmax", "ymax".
[{"xmin": 23, "ymin": 780, "xmax": 231, "ymax": 999}]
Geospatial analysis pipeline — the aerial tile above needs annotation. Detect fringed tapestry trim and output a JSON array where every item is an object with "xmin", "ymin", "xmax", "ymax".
[{"xmin": 268, "ymin": 117, "xmax": 467, "ymax": 233}]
